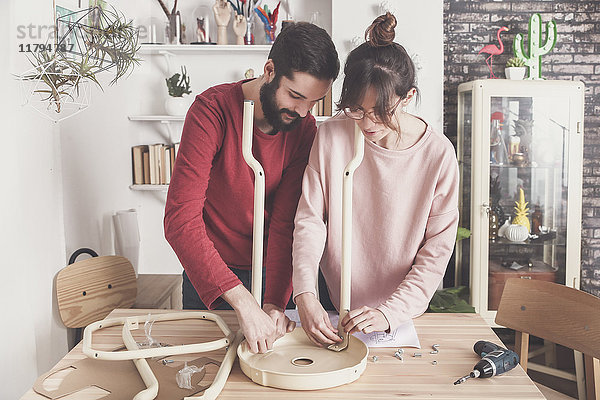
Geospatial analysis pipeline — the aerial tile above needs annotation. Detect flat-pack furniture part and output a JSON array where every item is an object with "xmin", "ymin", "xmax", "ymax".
[{"xmin": 56, "ymin": 255, "xmax": 137, "ymax": 328}]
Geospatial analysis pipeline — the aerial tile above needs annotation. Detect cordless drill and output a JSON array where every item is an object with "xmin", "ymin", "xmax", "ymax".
[{"xmin": 454, "ymin": 340, "xmax": 520, "ymax": 385}]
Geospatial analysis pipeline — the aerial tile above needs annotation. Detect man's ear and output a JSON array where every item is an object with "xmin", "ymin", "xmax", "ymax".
[{"xmin": 263, "ymin": 60, "xmax": 276, "ymax": 82}]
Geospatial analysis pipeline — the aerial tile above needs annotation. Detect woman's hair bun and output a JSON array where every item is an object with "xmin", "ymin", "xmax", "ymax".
[{"xmin": 365, "ymin": 12, "xmax": 397, "ymax": 47}]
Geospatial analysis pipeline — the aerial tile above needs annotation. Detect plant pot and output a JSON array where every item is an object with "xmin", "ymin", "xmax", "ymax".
[
  {"xmin": 165, "ymin": 96, "xmax": 190, "ymax": 116},
  {"xmin": 505, "ymin": 67, "xmax": 527, "ymax": 80}
]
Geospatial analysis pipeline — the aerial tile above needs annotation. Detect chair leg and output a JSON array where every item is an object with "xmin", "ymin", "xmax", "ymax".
[
  {"xmin": 584, "ymin": 355, "xmax": 599, "ymax": 400},
  {"xmin": 544, "ymin": 340, "xmax": 557, "ymax": 369},
  {"xmin": 575, "ymin": 351, "xmax": 586, "ymax": 400},
  {"xmin": 515, "ymin": 331, "xmax": 530, "ymax": 372}
]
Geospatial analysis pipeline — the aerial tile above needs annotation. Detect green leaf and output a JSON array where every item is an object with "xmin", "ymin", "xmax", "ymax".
[
  {"xmin": 428, "ymin": 286, "xmax": 475, "ymax": 313},
  {"xmin": 456, "ymin": 227, "xmax": 471, "ymax": 242}
]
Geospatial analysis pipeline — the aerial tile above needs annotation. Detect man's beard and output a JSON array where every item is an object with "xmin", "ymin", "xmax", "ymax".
[{"xmin": 259, "ymin": 77, "xmax": 303, "ymax": 133}]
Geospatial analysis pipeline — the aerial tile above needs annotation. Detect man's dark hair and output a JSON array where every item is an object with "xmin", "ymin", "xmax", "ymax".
[{"xmin": 268, "ymin": 22, "xmax": 339, "ymax": 82}]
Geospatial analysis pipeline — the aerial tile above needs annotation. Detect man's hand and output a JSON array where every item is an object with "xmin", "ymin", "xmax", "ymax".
[
  {"xmin": 295, "ymin": 292, "xmax": 341, "ymax": 346},
  {"xmin": 341, "ymin": 306, "xmax": 390, "ymax": 335},
  {"xmin": 263, "ymin": 303, "xmax": 296, "ymax": 340},
  {"xmin": 222, "ymin": 285, "xmax": 277, "ymax": 353}
]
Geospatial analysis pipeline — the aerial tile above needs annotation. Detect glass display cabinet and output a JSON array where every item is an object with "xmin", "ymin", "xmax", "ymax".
[{"xmin": 455, "ymin": 79, "xmax": 585, "ymax": 325}]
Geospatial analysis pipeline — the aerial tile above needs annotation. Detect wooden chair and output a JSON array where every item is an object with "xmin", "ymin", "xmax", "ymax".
[
  {"xmin": 496, "ymin": 278, "xmax": 600, "ymax": 400},
  {"xmin": 56, "ymin": 255, "xmax": 137, "ymax": 329}
]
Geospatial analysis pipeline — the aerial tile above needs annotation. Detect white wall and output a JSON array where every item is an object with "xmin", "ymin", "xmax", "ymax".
[{"xmin": 1, "ymin": 1, "xmax": 68, "ymax": 398}]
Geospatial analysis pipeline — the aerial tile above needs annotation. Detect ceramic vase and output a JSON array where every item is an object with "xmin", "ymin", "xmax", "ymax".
[{"xmin": 505, "ymin": 224, "xmax": 529, "ymax": 242}]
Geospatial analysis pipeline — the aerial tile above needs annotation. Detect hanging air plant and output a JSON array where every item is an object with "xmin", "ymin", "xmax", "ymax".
[
  {"xmin": 18, "ymin": 1, "xmax": 141, "ymax": 121},
  {"xmin": 56, "ymin": 5, "xmax": 141, "ymax": 84}
]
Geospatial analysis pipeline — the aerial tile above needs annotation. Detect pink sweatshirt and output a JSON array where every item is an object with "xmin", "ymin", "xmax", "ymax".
[{"xmin": 292, "ymin": 114, "xmax": 459, "ymax": 331}]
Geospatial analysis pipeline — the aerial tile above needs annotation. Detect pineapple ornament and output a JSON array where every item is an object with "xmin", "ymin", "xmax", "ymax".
[{"xmin": 512, "ymin": 188, "xmax": 531, "ymax": 232}]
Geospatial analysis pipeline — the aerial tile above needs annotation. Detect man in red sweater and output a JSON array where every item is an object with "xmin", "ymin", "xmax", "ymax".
[{"xmin": 164, "ymin": 22, "xmax": 339, "ymax": 354}]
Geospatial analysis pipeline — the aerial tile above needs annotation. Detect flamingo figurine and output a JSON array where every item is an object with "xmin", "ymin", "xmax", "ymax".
[{"xmin": 479, "ymin": 26, "xmax": 509, "ymax": 79}]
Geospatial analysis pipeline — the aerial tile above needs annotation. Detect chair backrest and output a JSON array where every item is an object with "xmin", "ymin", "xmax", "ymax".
[
  {"xmin": 495, "ymin": 278, "xmax": 600, "ymax": 359},
  {"xmin": 56, "ymin": 255, "xmax": 137, "ymax": 328}
]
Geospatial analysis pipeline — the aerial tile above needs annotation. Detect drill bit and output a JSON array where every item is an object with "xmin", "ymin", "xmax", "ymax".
[{"xmin": 454, "ymin": 369, "xmax": 480, "ymax": 385}]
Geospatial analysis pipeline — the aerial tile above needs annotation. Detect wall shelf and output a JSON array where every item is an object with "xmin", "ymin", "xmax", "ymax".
[
  {"xmin": 139, "ymin": 44, "xmax": 272, "ymax": 55},
  {"xmin": 130, "ymin": 184, "xmax": 169, "ymax": 192},
  {"xmin": 128, "ymin": 115, "xmax": 184, "ymax": 143},
  {"xmin": 128, "ymin": 115, "xmax": 184, "ymax": 122}
]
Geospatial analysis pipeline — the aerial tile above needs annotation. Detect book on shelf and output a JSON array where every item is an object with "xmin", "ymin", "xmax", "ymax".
[
  {"xmin": 131, "ymin": 142, "xmax": 180, "ymax": 186},
  {"xmin": 131, "ymin": 145, "xmax": 147, "ymax": 185},
  {"xmin": 142, "ymin": 151, "xmax": 150, "ymax": 184},
  {"xmin": 324, "ymin": 88, "xmax": 332, "ymax": 116},
  {"xmin": 147, "ymin": 144, "xmax": 159, "ymax": 184},
  {"xmin": 309, "ymin": 88, "xmax": 332, "ymax": 118}
]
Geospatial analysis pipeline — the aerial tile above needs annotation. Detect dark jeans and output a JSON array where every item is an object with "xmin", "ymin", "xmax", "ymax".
[{"xmin": 183, "ymin": 268, "xmax": 335, "ymax": 311}]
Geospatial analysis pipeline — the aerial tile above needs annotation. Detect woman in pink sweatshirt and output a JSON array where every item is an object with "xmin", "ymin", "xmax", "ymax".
[{"xmin": 292, "ymin": 13, "xmax": 459, "ymax": 346}]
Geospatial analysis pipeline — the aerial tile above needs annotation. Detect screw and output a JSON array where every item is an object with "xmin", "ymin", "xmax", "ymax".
[
  {"xmin": 432, "ymin": 344, "xmax": 440, "ymax": 350},
  {"xmin": 394, "ymin": 351, "xmax": 403, "ymax": 361},
  {"xmin": 430, "ymin": 350, "xmax": 439, "ymax": 354},
  {"xmin": 413, "ymin": 353, "xmax": 422, "ymax": 357},
  {"xmin": 161, "ymin": 359, "xmax": 174, "ymax": 365},
  {"xmin": 432, "ymin": 360, "xmax": 438, "ymax": 365},
  {"xmin": 372, "ymin": 356, "xmax": 378, "ymax": 362}
]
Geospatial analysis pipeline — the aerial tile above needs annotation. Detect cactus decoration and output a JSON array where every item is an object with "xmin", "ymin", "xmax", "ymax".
[
  {"xmin": 512, "ymin": 188, "xmax": 531, "ymax": 233},
  {"xmin": 514, "ymin": 13, "xmax": 557, "ymax": 80}
]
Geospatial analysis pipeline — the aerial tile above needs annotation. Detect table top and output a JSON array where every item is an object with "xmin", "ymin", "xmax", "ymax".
[{"xmin": 21, "ymin": 310, "xmax": 544, "ymax": 400}]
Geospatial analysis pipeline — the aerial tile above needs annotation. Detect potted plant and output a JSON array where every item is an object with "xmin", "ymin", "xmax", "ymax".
[
  {"xmin": 165, "ymin": 66, "xmax": 192, "ymax": 116},
  {"xmin": 505, "ymin": 57, "xmax": 527, "ymax": 80}
]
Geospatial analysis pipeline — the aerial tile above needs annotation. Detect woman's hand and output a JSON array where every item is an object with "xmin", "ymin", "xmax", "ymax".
[
  {"xmin": 295, "ymin": 293, "xmax": 342, "ymax": 346},
  {"xmin": 341, "ymin": 306, "xmax": 390, "ymax": 334}
]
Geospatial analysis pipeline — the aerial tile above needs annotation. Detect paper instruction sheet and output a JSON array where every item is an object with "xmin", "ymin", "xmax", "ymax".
[{"xmin": 284, "ymin": 309, "xmax": 420, "ymax": 348}]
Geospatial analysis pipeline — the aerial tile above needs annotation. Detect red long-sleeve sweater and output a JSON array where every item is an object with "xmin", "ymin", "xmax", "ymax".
[{"xmin": 164, "ymin": 80, "xmax": 316, "ymax": 309}]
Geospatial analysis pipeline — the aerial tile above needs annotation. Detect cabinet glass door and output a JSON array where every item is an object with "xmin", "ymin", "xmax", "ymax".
[
  {"xmin": 487, "ymin": 94, "xmax": 570, "ymax": 311},
  {"xmin": 456, "ymin": 91, "xmax": 472, "ymax": 287}
]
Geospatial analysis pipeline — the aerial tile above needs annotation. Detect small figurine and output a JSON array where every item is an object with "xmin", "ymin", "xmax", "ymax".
[
  {"xmin": 226, "ymin": 0, "xmax": 255, "ymax": 45},
  {"xmin": 196, "ymin": 17, "xmax": 209, "ymax": 43},
  {"xmin": 478, "ymin": 26, "xmax": 509, "ymax": 79},
  {"xmin": 213, "ymin": 0, "xmax": 232, "ymax": 45},
  {"xmin": 233, "ymin": 14, "xmax": 247, "ymax": 45}
]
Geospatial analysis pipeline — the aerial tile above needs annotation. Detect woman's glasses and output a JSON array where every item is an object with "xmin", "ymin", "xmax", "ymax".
[{"xmin": 343, "ymin": 97, "xmax": 403, "ymax": 122}]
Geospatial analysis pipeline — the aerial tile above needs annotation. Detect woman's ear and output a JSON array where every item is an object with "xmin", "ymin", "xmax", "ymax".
[{"xmin": 400, "ymin": 88, "xmax": 417, "ymax": 107}]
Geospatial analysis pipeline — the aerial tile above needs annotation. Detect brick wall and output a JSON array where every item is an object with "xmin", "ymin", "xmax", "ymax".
[{"xmin": 443, "ymin": 0, "xmax": 600, "ymax": 296}]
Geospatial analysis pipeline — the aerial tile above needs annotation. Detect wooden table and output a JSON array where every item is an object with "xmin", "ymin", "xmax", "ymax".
[{"xmin": 21, "ymin": 310, "xmax": 545, "ymax": 400}]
